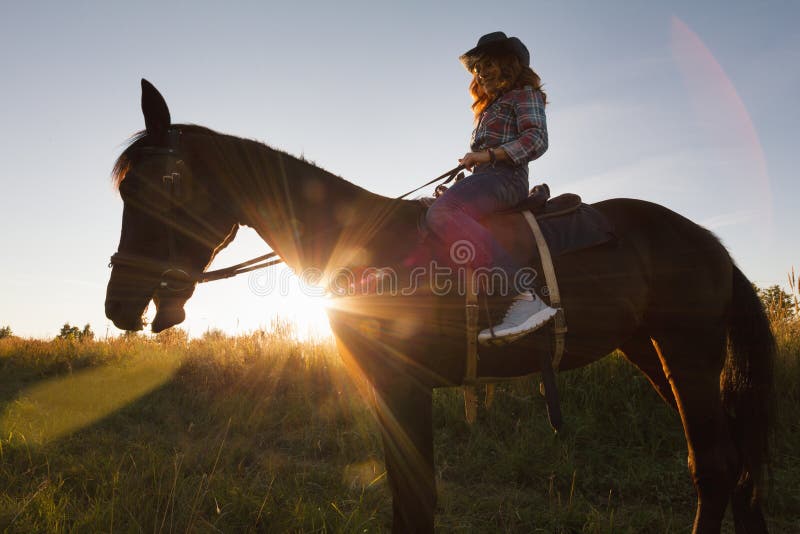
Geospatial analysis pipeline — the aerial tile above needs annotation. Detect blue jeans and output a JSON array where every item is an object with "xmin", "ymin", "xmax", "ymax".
[{"xmin": 425, "ymin": 164, "xmax": 529, "ymax": 279}]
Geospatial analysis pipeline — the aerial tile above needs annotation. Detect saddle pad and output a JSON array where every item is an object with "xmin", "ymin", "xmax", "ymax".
[
  {"xmin": 536, "ymin": 203, "xmax": 615, "ymax": 257},
  {"xmin": 417, "ymin": 181, "xmax": 614, "ymax": 257}
]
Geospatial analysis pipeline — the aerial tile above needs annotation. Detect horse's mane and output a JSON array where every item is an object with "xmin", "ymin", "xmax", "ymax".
[
  {"xmin": 111, "ymin": 129, "xmax": 147, "ymax": 189},
  {"xmin": 111, "ymin": 125, "xmax": 351, "ymax": 192},
  {"xmin": 110, "ymin": 125, "xmax": 426, "ymax": 266}
]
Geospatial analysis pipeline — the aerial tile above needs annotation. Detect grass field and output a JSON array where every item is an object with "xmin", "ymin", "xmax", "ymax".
[{"xmin": 0, "ymin": 316, "xmax": 797, "ymax": 533}]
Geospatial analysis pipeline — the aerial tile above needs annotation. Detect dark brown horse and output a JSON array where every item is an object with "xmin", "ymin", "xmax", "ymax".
[{"xmin": 105, "ymin": 80, "xmax": 774, "ymax": 533}]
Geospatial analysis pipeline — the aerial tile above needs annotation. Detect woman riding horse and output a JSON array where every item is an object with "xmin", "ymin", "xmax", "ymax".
[
  {"xmin": 425, "ymin": 32, "xmax": 557, "ymax": 345},
  {"xmin": 106, "ymin": 68, "xmax": 775, "ymax": 533}
]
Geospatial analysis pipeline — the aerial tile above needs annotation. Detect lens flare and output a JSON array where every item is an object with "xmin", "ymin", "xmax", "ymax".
[{"xmin": 670, "ymin": 16, "xmax": 773, "ymax": 231}]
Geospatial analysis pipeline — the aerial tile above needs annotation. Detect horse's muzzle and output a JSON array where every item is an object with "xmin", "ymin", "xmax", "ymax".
[
  {"xmin": 105, "ymin": 298, "xmax": 146, "ymax": 331},
  {"xmin": 151, "ymin": 304, "xmax": 185, "ymax": 333}
]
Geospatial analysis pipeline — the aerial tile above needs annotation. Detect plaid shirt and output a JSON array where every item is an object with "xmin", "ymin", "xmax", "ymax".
[{"xmin": 470, "ymin": 86, "xmax": 548, "ymax": 166}]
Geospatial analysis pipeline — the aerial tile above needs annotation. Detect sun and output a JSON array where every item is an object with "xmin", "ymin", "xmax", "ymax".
[
  {"xmin": 246, "ymin": 264, "xmax": 334, "ymax": 338},
  {"xmin": 174, "ymin": 228, "xmax": 333, "ymax": 339}
]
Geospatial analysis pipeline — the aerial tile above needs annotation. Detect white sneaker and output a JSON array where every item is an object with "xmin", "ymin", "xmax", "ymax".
[{"xmin": 478, "ymin": 291, "xmax": 557, "ymax": 346}]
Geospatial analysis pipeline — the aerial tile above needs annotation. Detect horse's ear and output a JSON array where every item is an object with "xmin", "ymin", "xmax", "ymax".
[{"xmin": 141, "ymin": 79, "xmax": 171, "ymax": 135}]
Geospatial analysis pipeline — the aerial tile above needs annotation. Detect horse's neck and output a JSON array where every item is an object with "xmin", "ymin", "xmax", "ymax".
[{"xmin": 226, "ymin": 137, "xmax": 421, "ymax": 273}]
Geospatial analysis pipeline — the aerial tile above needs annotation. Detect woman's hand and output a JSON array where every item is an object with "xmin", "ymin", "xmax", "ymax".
[{"xmin": 458, "ymin": 151, "xmax": 490, "ymax": 172}]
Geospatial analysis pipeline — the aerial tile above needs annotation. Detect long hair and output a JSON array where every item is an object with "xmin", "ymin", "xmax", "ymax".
[{"xmin": 469, "ymin": 52, "xmax": 547, "ymax": 120}]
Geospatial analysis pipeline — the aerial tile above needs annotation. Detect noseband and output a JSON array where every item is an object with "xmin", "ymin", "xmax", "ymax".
[{"xmin": 108, "ymin": 129, "xmax": 282, "ymax": 292}]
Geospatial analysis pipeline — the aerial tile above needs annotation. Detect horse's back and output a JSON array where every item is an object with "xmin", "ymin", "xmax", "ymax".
[{"xmin": 590, "ymin": 198, "xmax": 734, "ymax": 325}]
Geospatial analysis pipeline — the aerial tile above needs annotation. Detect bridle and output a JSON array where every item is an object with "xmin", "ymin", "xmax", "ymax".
[
  {"xmin": 108, "ymin": 128, "xmax": 462, "ymax": 292},
  {"xmin": 109, "ymin": 249, "xmax": 284, "ymax": 292},
  {"xmin": 108, "ymin": 129, "xmax": 283, "ymax": 292}
]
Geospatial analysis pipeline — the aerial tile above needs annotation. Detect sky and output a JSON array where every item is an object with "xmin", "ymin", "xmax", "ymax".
[{"xmin": 0, "ymin": 1, "xmax": 798, "ymax": 339}]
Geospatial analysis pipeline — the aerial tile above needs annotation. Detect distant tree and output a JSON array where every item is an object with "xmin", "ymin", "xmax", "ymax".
[
  {"xmin": 757, "ymin": 285, "xmax": 795, "ymax": 319},
  {"xmin": 80, "ymin": 324, "xmax": 95, "ymax": 341},
  {"xmin": 58, "ymin": 323, "xmax": 81, "ymax": 340},
  {"xmin": 0, "ymin": 325, "xmax": 12, "ymax": 339},
  {"xmin": 57, "ymin": 323, "xmax": 96, "ymax": 341}
]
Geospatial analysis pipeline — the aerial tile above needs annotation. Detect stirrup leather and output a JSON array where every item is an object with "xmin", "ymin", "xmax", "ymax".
[{"xmin": 461, "ymin": 210, "xmax": 568, "ymax": 430}]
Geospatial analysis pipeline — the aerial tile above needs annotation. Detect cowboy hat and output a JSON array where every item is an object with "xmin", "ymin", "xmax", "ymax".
[{"xmin": 459, "ymin": 31, "xmax": 530, "ymax": 70}]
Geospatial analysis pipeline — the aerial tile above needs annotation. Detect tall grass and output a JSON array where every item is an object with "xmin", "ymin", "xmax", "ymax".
[
  {"xmin": 0, "ymin": 311, "xmax": 797, "ymax": 532},
  {"xmin": 763, "ymin": 271, "xmax": 800, "ymax": 529}
]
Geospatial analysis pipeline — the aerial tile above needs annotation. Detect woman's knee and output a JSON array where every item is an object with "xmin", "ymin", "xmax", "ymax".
[{"xmin": 425, "ymin": 199, "xmax": 458, "ymax": 232}]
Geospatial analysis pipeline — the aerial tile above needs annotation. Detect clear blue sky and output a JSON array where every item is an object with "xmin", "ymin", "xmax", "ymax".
[{"xmin": 1, "ymin": 1, "xmax": 798, "ymax": 338}]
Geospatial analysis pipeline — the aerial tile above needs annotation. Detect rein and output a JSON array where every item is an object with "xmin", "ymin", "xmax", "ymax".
[
  {"xmin": 109, "ymin": 129, "xmax": 463, "ymax": 291},
  {"xmin": 108, "ymin": 251, "xmax": 284, "ymax": 287},
  {"xmin": 397, "ymin": 164, "xmax": 464, "ymax": 199}
]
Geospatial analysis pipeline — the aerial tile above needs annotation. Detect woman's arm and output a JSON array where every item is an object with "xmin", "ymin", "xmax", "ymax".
[
  {"xmin": 458, "ymin": 147, "xmax": 510, "ymax": 171},
  {"xmin": 499, "ymin": 88, "xmax": 548, "ymax": 165}
]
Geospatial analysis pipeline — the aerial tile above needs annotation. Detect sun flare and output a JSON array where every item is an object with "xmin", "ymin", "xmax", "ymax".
[{"xmin": 163, "ymin": 228, "xmax": 334, "ymax": 339}]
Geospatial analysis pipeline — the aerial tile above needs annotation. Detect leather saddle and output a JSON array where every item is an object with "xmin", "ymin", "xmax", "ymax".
[
  {"xmin": 512, "ymin": 183, "xmax": 581, "ymax": 219},
  {"xmin": 420, "ymin": 181, "xmax": 613, "ymax": 258},
  {"xmin": 423, "ymin": 182, "xmax": 582, "ymax": 221}
]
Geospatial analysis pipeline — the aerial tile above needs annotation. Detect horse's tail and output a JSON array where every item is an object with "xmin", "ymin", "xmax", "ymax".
[{"xmin": 722, "ymin": 264, "xmax": 775, "ymax": 500}]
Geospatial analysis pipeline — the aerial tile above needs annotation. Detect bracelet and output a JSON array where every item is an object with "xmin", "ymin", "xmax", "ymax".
[{"xmin": 487, "ymin": 148, "xmax": 496, "ymax": 166}]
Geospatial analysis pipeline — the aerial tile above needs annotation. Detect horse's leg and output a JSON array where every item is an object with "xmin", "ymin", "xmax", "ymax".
[
  {"xmin": 619, "ymin": 332, "xmax": 677, "ymax": 410},
  {"xmin": 652, "ymin": 329, "xmax": 737, "ymax": 534},
  {"xmin": 373, "ymin": 378, "xmax": 436, "ymax": 533},
  {"xmin": 731, "ymin": 476, "xmax": 768, "ymax": 534}
]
